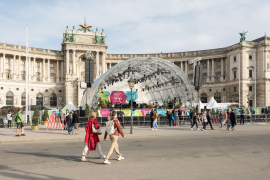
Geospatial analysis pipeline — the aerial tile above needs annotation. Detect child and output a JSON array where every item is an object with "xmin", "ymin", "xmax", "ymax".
[{"xmin": 226, "ymin": 118, "xmax": 231, "ymax": 130}]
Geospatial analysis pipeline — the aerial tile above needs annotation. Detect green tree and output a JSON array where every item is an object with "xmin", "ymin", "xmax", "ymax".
[
  {"xmin": 194, "ymin": 105, "xmax": 199, "ymax": 114},
  {"xmin": 85, "ymin": 104, "xmax": 90, "ymax": 117},
  {"xmin": 32, "ymin": 107, "xmax": 40, "ymax": 125},
  {"xmin": 42, "ymin": 108, "xmax": 49, "ymax": 122},
  {"xmin": 211, "ymin": 108, "xmax": 216, "ymax": 115}
]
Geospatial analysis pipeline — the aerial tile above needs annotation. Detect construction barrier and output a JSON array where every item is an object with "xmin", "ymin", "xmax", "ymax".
[{"xmin": 46, "ymin": 115, "xmax": 66, "ymax": 131}]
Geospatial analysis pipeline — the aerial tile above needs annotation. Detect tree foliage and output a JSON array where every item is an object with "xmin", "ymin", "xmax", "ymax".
[
  {"xmin": 42, "ymin": 108, "xmax": 49, "ymax": 122},
  {"xmin": 85, "ymin": 104, "xmax": 90, "ymax": 117},
  {"xmin": 32, "ymin": 107, "xmax": 39, "ymax": 125}
]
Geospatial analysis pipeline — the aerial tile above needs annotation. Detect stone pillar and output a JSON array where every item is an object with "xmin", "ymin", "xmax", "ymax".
[
  {"xmin": 207, "ymin": 59, "xmax": 210, "ymax": 82},
  {"xmin": 180, "ymin": 61, "xmax": 182, "ymax": 70},
  {"xmin": 13, "ymin": 55, "xmax": 16, "ymax": 78},
  {"xmin": 56, "ymin": 60, "xmax": 59, "ymax": 83},
  {"xmin": 66, "ymin": 49, "xmax": 69, "ymax": 74},
  {"xmin": 102, "ymin": 52, "xmax": 106, "ymax": 74},
  {"xmin": 18, "ymin": 56, "xmax": 21, "ymax": 80},
  {"xmin": 212, "ymin": 59, "xmax": 215, "ymax": 82},
  {"xmin": 221, "ymin": 58, "xmax": 224, "ymax": 81},
  {"xmin": 109, "ymin": 63, "xmax": 111, "ymax": 69},
  {"xmin": 33, "ymin": 58, "xmax": 36, "ymax": 81},
  {"xmin": 10, "ymin": 55, "xmax": 14, "ymax": 78},
  {"xmin": 47, "ymin": 59, "xmax": 50, "ymax": 82},
  {"xmin": 2, "ymin": 54, "xmax": 5, "ymax": 79},
  {"xmin": 72, "ymin": 49, "xmax": 76, "ymax": 75},
  {"xmin": 96, "ymin": 51, "xmax": 99, "ymax": 76},
  {"xmin": 43, "ymin": 58, "xmax": 45, "ymax": 82},
  {"xmin": 61, "ymin": 61, "xmax": 64, "ymax": 82},
  {"xmin": 185, "ymin": 61, "xmax": 187, "ymax": 75}
]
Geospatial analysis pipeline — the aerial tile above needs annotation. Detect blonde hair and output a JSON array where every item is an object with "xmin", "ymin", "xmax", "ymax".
[
  {"xmin": 90, "ymin": 111, "xmax": 96, "ymax": 118},
  {"xmin": 108, "ymin": 110, "xmax": 117, "ymax": 120},
  {"xmin": 168, "ymin": 111, "xmax": 172, "ymax": 114}
]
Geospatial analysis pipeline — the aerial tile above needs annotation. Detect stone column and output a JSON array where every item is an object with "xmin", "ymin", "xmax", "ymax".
[
  {"xmin": 72, "ymin": 49, "xmax": 76, "ymax": 75},
  {"xmin": 43, "ymin": 58, "xmax": 45, "ymax": 82},
  {"xmin": 18, "ymin": 56, "xmax": 21, "ymax": 80},
  {"xmin": 2, "ymin": 54, "xmax": 6, "ymax": 79},
  {"xmin": 185, "ymin": 61, "xmax": 187, "ymax": 75},
  {"xmin": 221, "ymin": 58, "xmax": 224, "ymax": 81},
  {"xmin": 61, "ymin": 61, "xmax": 64, "ymax": 82},
  {"xmin": 96, "ymin": 51, "xmax": 99, "ymax": 76},
  {"xmin": 212, "ymin": 59, "xmax": 215, "ymax": 82},
  {"xmin": 207, "ymin": 59, "xmax": 210, "ymax": 82},
  {"xmin": 180, "ymin": 61, "xmax": 182, "ymax": 70},
  {"xmin": 13, "ymin": 55, "xmax": 16, "ymax": 78},
  {"xmin": 66, "ymin": 49, "xmax": 69, "ymax": 74},
  {"xmin": 102, "ymin": 52, "xmax": 106, "ymax": 74},
  {"xmin": 56, "ymin": 60, "xmax": 59, "ymax": 83},
  {"xmin": 33, "ymin": 58, "xmax": 36, "ymax": 81},
  {"xmin": 10, "ymin": 55, "xmax": 14, "ymax": 78},
  {"xmin": 47, "ymin": 59, "xmax": 50, "ymax": 82},
  {"xmin": 109, "ymin": 63, "xmax": 111, "ymax": 69}
]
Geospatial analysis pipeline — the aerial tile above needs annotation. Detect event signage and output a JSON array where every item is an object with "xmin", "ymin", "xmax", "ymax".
[{"xmin": 110, "ymin": 91, "xmax": 126, "ymax": 103}]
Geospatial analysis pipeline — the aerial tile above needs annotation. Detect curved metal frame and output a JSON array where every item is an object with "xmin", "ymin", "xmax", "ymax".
[{"xmin": 80, "ymin": 57, "xmax": 193, "ymax": 109}]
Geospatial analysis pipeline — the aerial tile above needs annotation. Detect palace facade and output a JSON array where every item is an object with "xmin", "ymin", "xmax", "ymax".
[{"xmin": 0, "ymin": 25, "xmax": 270, "ymax": 108}]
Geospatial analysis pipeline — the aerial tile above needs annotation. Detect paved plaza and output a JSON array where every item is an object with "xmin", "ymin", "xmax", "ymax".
[{"xmin": 0, "ymin": 124, "xmax": 270, "ymax": 180}]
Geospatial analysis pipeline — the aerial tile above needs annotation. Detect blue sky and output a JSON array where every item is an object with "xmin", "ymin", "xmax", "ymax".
[{"xmin": 0, "ymin": 0, "xmax": 270, "ymax": 54}]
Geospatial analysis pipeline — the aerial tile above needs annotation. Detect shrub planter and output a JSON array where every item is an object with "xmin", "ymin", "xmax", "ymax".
[
  {"xmin": 43, "ymin": 121, "xmax": 48, "ymax": 125},
  {"xmin": 32, "ymin": 125, "xmax": 39, "ymax": 130}
]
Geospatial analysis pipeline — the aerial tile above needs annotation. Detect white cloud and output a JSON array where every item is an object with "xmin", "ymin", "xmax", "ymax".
[{"xmin": 0, "ymin": 0, "xmax": 270, "ymax": 53}]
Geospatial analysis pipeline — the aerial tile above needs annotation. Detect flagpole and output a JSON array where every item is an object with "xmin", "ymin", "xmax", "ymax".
[{"xmin": 25, "ymin": 24, "xmax": 30, "ymax": 128}]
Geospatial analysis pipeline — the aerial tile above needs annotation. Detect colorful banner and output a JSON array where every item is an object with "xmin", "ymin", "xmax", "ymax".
[
  {"xmin": 110, "ymin": 91, "xmax": 126, "ymax": 103},
  {"xmin": 157, "ymin": 110, "xmax": 167, "ymax": 116},
  {"xmin": 98, "ymin": 91, "xmax": 110, "ymax": 102},
  {"xmin": 99, "ymin": 110, "xmax": 111, "ymax": 117},
  {"xmin": 126, "ymin": 91, "xmax": 138, "ymax": 102}
]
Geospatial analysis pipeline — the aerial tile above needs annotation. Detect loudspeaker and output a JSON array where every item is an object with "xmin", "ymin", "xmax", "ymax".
[
  {"xmin": 194, "ymin": 65, "xmax": 203, "ymax": 91},
  {"xmin": 85, "ymin": 59, "xmax": 94, "ymax": 86}
]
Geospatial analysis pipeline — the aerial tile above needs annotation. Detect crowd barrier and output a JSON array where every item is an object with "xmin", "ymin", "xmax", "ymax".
[{"xmin": 46, "ymin": 115, "xmax": 66, "ymax": 131}]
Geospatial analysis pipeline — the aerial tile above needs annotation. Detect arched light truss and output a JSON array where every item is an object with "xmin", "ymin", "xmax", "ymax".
[{"xmin": 80, "ymin": 57, "xmax": 194, "ymax": 109}]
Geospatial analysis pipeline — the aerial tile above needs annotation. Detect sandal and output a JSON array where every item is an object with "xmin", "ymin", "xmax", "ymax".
[
  {"xmin": 15, "ymin": 134, "xmax": 20, "ymax": 136},
  {"xmin": 21, "ymin": 133, "xmax": 26, "ymax": 136}
]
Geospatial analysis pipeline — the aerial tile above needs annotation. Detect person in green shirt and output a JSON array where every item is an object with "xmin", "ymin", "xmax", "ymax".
[{"xmin": 16, "ymin": 109, "xmax": 26, "ymax": 136}]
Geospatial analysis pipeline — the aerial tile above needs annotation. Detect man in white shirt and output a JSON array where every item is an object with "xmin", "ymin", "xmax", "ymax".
[{"xmin": 7, "ymin": 111, "xmax": 12, "ymax": 128}]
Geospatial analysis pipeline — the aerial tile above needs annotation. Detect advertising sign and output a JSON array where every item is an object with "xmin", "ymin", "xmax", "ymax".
[
  {"xmin": 110, "ymin": 91, "xmax": 126, "ymax": 103},
  {"xmin": 81, "ymin": 82, "xmax": 87, "ymax": 89}
]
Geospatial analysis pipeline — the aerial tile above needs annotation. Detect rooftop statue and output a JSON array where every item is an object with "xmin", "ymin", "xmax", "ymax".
[
  {"xmin": 79, "ymin": 17, "xmax": 92, "ymax": 33},
  {"xmin": 239, "ymin": 30, "xmax": 248, "ymax": 42},
  {"xmin": 72, "ymin": 34, "xmax": 76, "ymax": 42},
  {"xmin": 102, "ymin": 36, "xmax": 106, "ymax": 44},
  {"xmin": 65, "ymin": 31, "xmax": 70, "ymax": 42},
  {"xmin": 95, "ymin": 34, "xmax": 100, "ymax": 44}
]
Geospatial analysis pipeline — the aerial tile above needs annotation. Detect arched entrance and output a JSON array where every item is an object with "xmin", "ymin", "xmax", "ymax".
[{"xmin": 80, "ymin": 57, "xmax": 194, "ymax": 109}]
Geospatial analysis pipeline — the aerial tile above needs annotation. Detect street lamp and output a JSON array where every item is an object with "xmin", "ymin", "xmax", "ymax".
[{"xmin": 128, "ymin": 78, "xmax": 135, "ymax": 134}]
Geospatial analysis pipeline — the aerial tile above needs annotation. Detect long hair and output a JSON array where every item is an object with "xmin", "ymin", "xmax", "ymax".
[
  {"xmin": 192, "ymin": 112, "xmax": 197, "ymax": 119},
  {"xmin": 108, "ymin": 110, "xmax": 117, "ymax": 120}
]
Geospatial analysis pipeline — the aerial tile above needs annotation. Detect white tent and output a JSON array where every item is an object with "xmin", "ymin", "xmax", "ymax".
[
  {"xmin": 208, "ymin": 100, "xmax": 220, "ymax": 109},
  {"xmin": 62, "ymin": 100, "xmax": 78, "ymax": 111},
  {"xmin": 206, "ymin": 97, "xmax": 215, "ymax": 107}
]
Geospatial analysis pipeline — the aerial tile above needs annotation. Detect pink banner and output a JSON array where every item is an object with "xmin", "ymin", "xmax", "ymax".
[
  {"xmin": 99, "ymin": 110, "xmax": 111, "ymax": 117},
  {"xmin": 110, "ymin": 91, "xmax": 126, "ymax": 103},
  {"xmin": 141, "ymin": 110, "xmax": 150, "ymax": 116}
]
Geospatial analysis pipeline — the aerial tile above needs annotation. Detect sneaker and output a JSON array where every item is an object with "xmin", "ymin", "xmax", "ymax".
[
  {"xmin": 197, "ymin": 128, "xmax": 200, "ymax": 130},
  {"xmin": 103, "ymin": 159, "xmax": 111, "ymax": 164},
  {"xmin": 152, "ymin": 129, "xmax": 154, "ymax": 130},
  {"xmin": 191, "ymin": 128, "xmax": 193, "ymax": 130},
  {"xmin": 117, "ymin": 156, "xmax": 125, "ymax": 161},
  {"xmin": 81, "ymin": 157, "xmax": 87, "ymax": 162},
  {"xmin": 202, "ymin": 129, "xmax": 205, "ymax": 131},
  {"xmin": 100, "ymin": 155, "xmax": 106, "ymax": 159}
]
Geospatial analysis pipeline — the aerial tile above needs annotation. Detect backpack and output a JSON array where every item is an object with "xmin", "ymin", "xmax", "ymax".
[
  {"xmin": 105, "ymin": 119, "xmax": 117, "ymax": 135},
  {"xmin": 14, "ymin": 114, "xmax": 18, "ymax": 123}
]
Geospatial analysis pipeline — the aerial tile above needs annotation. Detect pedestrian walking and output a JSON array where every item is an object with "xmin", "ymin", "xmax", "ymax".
[
  {"xmin": 15, "ymin": 109, "xmax": 26, "ymax": 136},
  {"xmin": 149, "ymin": 109, "xmax": 154, "ymax": 128},
  {"xmin": 66, "ymin": 111, "xmax": 73, "ymax": 134},
  {"xmin": 103, "ymin": 110, "xmax": 125, "ymax": 165},
  {"xmin": 230, "ymin": 109, "xmax": 236, "ymax": 131},
  {"xmin": 206, "ymin": 109, "xmax": 215, "ymax": 130},
  {"xmin": 152, "ymin": 109, "xmax": 158, "ymax": 130},
  {"xmin": 226, "ymin": 118, "xmax": 231, "ymax": 130},
  {"xmin": 7, "ymin": 111, "xmax": 12, "ymax": 128},
  {"xmin": 219, "ymin": 110, "xmax": 223, "ymax": 128},
  {"xmin": 166, "ymin": 110, "xmax": 174, "ymax": 127},
  {"xmin": 81, "ymin": 111, "xmax": 106, "ymax": 161},
  {"xmin": 247, "ymin": 108, "xmax": 251, "ymax": 124},
  {"xmin": 201, "ymin": 111, "xmax": 208, "ymax": 131},
  {"xmin": 189, "ymin": 109, "xmax": 194, "ymax": 126},
  {"xmin": 117, "ymin": 108, "xmax": 125, "ymax": 128},
  {"xmin": 172, "ymin": 109, "xmax": 178, "ymax": 126},
  {"xmin": 222, "ymin": 109, "xmax": 227, "ymax": 125},
  {"xmin": 71, "ymin": 111, "xmax": 79, "ymax": 135},
  {"xmin": 240, "ymin": 107, "xmax": 244, "ymax": 125},
  {"xmin": 191, "ymin": 112, "xmax": 199, "ymax": 130}
]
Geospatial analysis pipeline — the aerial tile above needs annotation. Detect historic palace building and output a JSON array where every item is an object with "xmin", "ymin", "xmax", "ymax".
[{"xmin": 0, "ymin": 23, "xmax": 270, "ymax": 108}]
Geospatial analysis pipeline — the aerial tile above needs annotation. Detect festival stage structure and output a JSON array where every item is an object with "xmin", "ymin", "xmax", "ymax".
[{"xmin": 80, "ymin": 57, "xmax": 194, "ymax": 110}]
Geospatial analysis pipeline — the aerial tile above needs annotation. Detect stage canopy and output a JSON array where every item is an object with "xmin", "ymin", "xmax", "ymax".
[{"xmin": 80, "ymin": 57, "xmax": 194, "ymax": 110}]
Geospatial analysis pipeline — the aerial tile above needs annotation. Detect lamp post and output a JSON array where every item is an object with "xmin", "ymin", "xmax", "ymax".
[{"xmin": 128, "ymin": 78, "xmax": 135, "ymax": 134}]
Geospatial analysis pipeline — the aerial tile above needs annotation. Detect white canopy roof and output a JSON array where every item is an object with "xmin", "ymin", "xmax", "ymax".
[
  {"xmin": 206, "ymin": 97, "xmax": 215, "ymax": 107},
  {"xmin": 62, "ymin": 100, "xmax": 78, "ymax": 111},
  {"xmin": 208, "ymin": 100, "xmax": 220, "ymax": 108}
]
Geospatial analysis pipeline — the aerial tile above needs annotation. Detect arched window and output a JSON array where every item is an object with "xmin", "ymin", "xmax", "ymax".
[
  {"xmin": 21, "ymin": 92, "xmax": 26, "ymax": 105},
  {"xmin": 214, "ymin": 92, "xmax": 221, "ymax": 103},
  {"xmin": 36, "ymin": 93, "xmax": 43, "ymax": 106},
  {"xmin": 50, "ymin": 93, "xmax": 57, "ymax": 106},
  {"xmin": 201, "ymin": 93, "xmax": 207, "ymax": 103},
  {"xmin": 6, "ymin": 91, "xmax": 14, "ymax": 106}
]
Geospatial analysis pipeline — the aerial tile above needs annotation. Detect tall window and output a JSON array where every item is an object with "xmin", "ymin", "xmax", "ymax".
[
  {"xmin": 234, "ymin": 87, "xmax": 236, "ymax": 92},
  {"xmin": 201, "ymin": 93, "xmax": 207, "ymax": 103},
  {"xmin": 249, "ymin": 55, "xmax": 252, "ymax": 60},
  {"xmin": 50, "ymin": 93, "xmax": 57, "ymax": 106},
  {"xmin": 217, "ymin": 75, "xmax": 221, "ymax": 82},
  {"xmin": 189, "ymin": 64, "xmax": 193, "ymax": 69},
  {"xmin": 21, "ymin": 92, "xmax": 26, "ymax": 105},
  {"xmin": 234, "ymin": 56, "xmax": 236, "ymax": 61},
  {"xmin": 249, "ymin": 70, "xmax": 252, "ymax": 77},
  {"xmin": 249, "ymin": 100, "xmax": 253, "ymax": 107},
  {"xmin": 203, "ymin": 75, "xmax": 207, "ymax": 82},
  {"xmin": 6, "ymin": 91, "xmax": 14, "ymax": 106},
  {"xmin": 234, "ymin": 71, "xmax": 237, "ymax": 79},
  {"xmin": 36, "ymin": 93, "xmax": 43, "ymax": 106},
  {"xmin": 214, "ymin": 92, "xmax": 221, "ymax": 103},
  {"xmin": 203, "ymin": 63, "xmax": 207, "ymax": 68}
]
